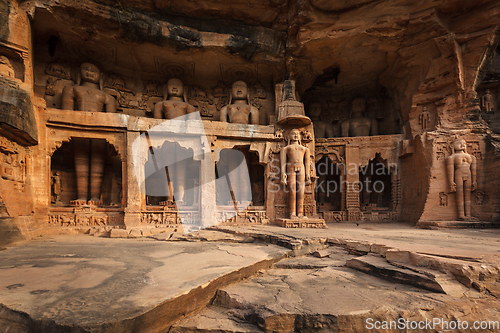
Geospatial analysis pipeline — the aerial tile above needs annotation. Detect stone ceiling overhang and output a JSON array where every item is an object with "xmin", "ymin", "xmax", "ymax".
[
  {"xmin": 33, "ymin": 2, "xmax": 287, "ymax": 85},
  {"xmin": 29, "ymin": 0, "xmax": 500, "ymax": 120}
]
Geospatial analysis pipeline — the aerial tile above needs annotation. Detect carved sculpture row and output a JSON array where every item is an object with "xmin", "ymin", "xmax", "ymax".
[{"xmin": 44, "ymin": 62, "xmax": 267, "ymax": 123}]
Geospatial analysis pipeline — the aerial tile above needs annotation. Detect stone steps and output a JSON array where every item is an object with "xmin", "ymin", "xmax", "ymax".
[{"xmin": 346, "ymin": 254, "xmax": 470, "ymax": 296}]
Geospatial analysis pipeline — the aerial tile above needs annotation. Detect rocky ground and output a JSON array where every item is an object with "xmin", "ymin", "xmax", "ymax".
[{"xmin": 0, "ymin": 223, "xmax": 499, "ymax": 332}]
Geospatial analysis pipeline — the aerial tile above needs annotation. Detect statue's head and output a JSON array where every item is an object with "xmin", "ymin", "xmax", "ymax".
[
  {"xmin": 452, "ymin": 138, "xmax": 467, "ymax": 153},
  {"xmin": 167, "ymin": 78, "xmax": 184, "ymax": 98},
  {"xmin": 351, "ymin": 97, "xmax": 366, "ymax": 117},
  {"xmin": 0, "ymin": 56, "xmax": 14, "ymax": 78},
  {"xmin": 486, "ymin": 89, "xmax": 491, "ymax": 94},
  {"xmin": 231, "ymin": 81, "xmax": 248, "ymax": 100},
  {"xmin": 80, "ymin": 63, "xmax": 101, "ymax": 85},
  {"xmin": 288, "ymin": 129, "xmax": 301, "ymax": 144},
  {"xmin": 309, "ymin": 103, "xmax": 322, "ymax": 117}
]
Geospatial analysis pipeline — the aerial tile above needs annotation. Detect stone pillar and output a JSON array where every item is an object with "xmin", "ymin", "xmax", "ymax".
[
  {"xmin": 345, "ymin": 144, "xmax": 361, "ymax": 221},
  {"xmin": 339, "ymin": 163, "xmax": 346, "ymax": 211},
  {"xmin": 124, "ymin": 131, "xmax": 144, "ymax": 228},
  {"xmin": 198, "ymin": 151, "xmax": 216, "ymax": 228}
]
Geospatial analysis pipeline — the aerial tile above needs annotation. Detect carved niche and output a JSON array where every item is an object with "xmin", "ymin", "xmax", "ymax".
[{"xmin": 0, "ymin": 137, "xmax": 26, "ymax": 184}]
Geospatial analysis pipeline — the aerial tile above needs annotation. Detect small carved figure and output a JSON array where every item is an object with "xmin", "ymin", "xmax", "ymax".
[
  {"xmin": 482, "ymin": 89, "xmax": 494, "ymax": 113},
  {"xmin": 301, "ymin": 130, "xmax": 313, "ymax": 142},
  {"xmin": 143, "ymin": 81, "xmax": 161, "ymax": 96},
  {"xmin": 106, "ymin": 73, "xmax": 127, "ymax": 91},
  {"xmin": 280, "ymin": 129, "xmax": 311, "ymax": 218},
  {"xmin": 252, "ymin": 82, "xmax": 267, "ymax": 99},
  {"xmin": 61, "ymin": 215, "xmax": 74, "ymax": 226},
  {"xmin": 475, "ymin": 191, "xmax": 484, "ymax": 206},
  {"xmin": 275, "ymin": 128, "xmax": 284, "ymax": 140},
  {"xmin": 153, "ymin": 78, "xmax": 195, "ymax": 119},
  {"xmin": 220, "ymin": 81, "xmax": 259, "ymax": 124},
  {"xmin": 0, "ymin": 56, "xmax": 15, "ymax": 78},
  {"xmin": 188, "ymin": 85, "xmax": 213, "ymax": 116},
  {"xmin": 419, "ymin": 106, "xmax": 431, "ymax": 130},
  {"xmin": 250, "ymin": 82, "xmax": 267, "ymax": 110},
  {"xmin": 51, "ymin": 172, "xmax": 62, "ymax": 204},
  {"xmin": 446, "ymin": 138, "xmax": 477, "ymax": 220},
  {"xmin": 62, "ymin": 63, "xmax": 116, "ymax": 112},
  {"xmin": 0, "ymin": 153, "xmax": 15, "ymax": 181},
  {"xmin": 439, "ymin": 192, "xmax": 448, "ymax": 206},
  {"xmin": 213, "ymin": 81, "xmax": 229, "ymax": 111},
  {"xmin": 341, "ymin": 97, "xmax": 378, "ymax": 137},
  {"xmin": 309, "ymin": 103, "xmax": 334, "ymax": 138},
  {"xmin": 45, "ymin": 77, "xmax": 57, "ymax": 96},
  {"xmin": 45, "ymin": 62, "xmax": 72, "ymax": 80}
]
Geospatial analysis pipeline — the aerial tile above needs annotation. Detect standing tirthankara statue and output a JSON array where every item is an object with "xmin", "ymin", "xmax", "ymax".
[
  {"xmin": 309, "ymin": 102, "xmax": 334, "ymax": 138},
  {"xmin": 341, "ymin": 97, "xmax": 378, "ymax": 137},
  {"xmin": 482, "ymin": 89, "xmax": 494, "ymax": 113},
  {"xmin": 62, "ymin": 63, "xmax": 116, "ymax": 112},
  {"xmin": 419, "ymin": 106, "xmax": 431, "ymax": 130},
  {"xmin": 220, "ymin": 81, "xmax": 259, "ymax": 124},
  {"xmin": 446, "ymin": 138, "xmax": 477, "ymax": 220},
  {"xmin": 51, "ymin": 172, "xmax": 62, "ymax": 205},
  {"xmin": 280, "ymin": 129, "xmax": 311, "ymax": 218},
  {"xmin": 62, "ymin": 63, "xmax": 115, "ymax": 206},
  {"xmin": 153, "ymin": 78, "xmax": 195, "ymax": 119}
]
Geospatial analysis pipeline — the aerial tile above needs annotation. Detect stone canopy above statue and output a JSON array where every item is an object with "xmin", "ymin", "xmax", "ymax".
[{"xmin": 276, "ymin": 80, "xmax": 311, "ymax": 126}]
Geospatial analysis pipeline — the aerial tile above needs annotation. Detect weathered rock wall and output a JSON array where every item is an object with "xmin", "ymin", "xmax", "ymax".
[{"xmin": 400, "ymin": 136, "xmax": 431, "ymax": 223}]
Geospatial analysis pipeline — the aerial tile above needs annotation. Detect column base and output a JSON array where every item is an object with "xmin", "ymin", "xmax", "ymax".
[{"xmin": 275, "ymin": 218, "xmax": 327, "ymax": 228}]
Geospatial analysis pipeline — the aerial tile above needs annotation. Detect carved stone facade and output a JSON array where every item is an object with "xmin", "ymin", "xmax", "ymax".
[{"xmin": 0, "ymin": 0, "xmax": 499, "ymax": 244}]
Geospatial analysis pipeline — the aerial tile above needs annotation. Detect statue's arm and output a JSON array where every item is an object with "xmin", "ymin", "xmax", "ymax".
[
  {"xmin": 471, "ymin": 154, "xmax": 477, "ymax": 191},
  {"xmin": 61, "ymin": 86, "xmax": 75, "ymax": 110},
  {"xmin": 153, "ymin": 102, "xmax": 163, "ymax": 119},
  {"xmin": 304, "ymin": 148, "xmax": 311, "ymax": 181},
  {"xmin": 250, "ymin": 107, "xmax": 259, "ymax": 125},
  {"xmin": 105, "ymin": 94, "xmax": 116, "ymax": 113},
  {"xmin": 446, "ymin": 156, "xmax": 456, "ymax": 192},
  {"xmin": 371, "ymin": 119, "xmax": 378, "ymax": 136},
  {"xmin": 280, "ymin": 148, "xmax": 287, "ymax": 185},
  {"xmin": 220, "ymin": 106, "xmax": 228, "ymax": 122}
]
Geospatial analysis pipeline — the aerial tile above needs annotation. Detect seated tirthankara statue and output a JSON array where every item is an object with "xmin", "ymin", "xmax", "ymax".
[
  {"xmin": 220, "ymin": 81, "xmax": 259, "ymax": 124},
  {"xmin": 62, "ymin": 63, "xmax": 116, "ymax": 112},
  {"xmin": 280, "ymin": 129, "xmax": 311, "ymax": 218},
  {"xmin": 341, "ymin": 97, "xmax": 378, "ymax": 137},
  {"xmin": 62, "ymin": 63, "xmax": 116, "ymax": 206},
  {"xmin": 153, "ymin": 78, "xmax": 195, "ymax": 119},
  {"xmin": 446, "ymin": 138, "xmax": 477, "ymax": 220},
  {"xmin": 309, "ymin": 102, "xmax": 334, "ymax": 138}
]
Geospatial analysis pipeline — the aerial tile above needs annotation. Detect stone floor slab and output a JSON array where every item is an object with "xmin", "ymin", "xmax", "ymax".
[{"xmin": 0, "ymin": 235, "xmax": 289, "ymax": 332}]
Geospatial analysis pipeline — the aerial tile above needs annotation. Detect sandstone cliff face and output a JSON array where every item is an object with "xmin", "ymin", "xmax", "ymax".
[{"xmin": 0, "ymin": 0, "xmax": 498, "ymax": 240}]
